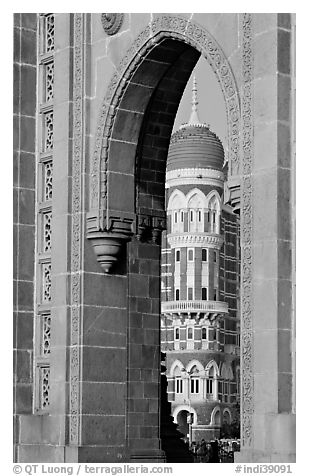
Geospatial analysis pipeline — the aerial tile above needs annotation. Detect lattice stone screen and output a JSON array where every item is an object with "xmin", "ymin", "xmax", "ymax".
[{"xmin": 34, "ymin": 13, "xmax": 54, "ymax": 413}]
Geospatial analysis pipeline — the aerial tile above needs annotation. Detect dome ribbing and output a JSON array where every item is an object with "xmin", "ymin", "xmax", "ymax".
[{"xmin": 166, "ymin": 77, "xmax": 225, "ymax": 172}]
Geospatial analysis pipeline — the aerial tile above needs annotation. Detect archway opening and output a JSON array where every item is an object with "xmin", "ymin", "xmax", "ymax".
[
  {"xmin": 92, "ymin": 23, "xmax": 241, "ymax": 462},
  {"xmin": 176, "ymin": 410, "xmax": 190, "ymax": 437}
]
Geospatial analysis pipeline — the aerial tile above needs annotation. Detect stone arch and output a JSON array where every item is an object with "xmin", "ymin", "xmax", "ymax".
[
  {"xmin": 167, "ymin": 189, "xmax": 187, "ymax": 211},
  {"xmin": 206, "ymin": 189, "xmax": 222, "ymax": 210},
  {"xmin": 210, "ymin": 406, "xmax": 221, "ymax": 426},
  {"xmin": 173, "ymin": 405, "xmax": 198, "ymax": 425},
  {"xmin": 88, "ymin": 14, "xmax": 240, "ymax": 232},
  {"xmin": 186, "ymin": 188, "xmax": 207, "ymax": 209},
  {"xmin": 186, "ymin": 359, "xmax": 204, "ymax": 374},
  {"xmin": 85, "ymin": 13, "xmax": 249, "ymax": 457},
  {"xmin": 205, "ymin": 359, "xmax": 220, "ymax": 377},
  {"xmin": 169, "ymin": 359, "xmax": 185, "ymax": 377}
]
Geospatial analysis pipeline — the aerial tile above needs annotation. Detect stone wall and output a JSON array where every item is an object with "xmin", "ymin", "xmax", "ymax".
[{"xmin": 13, "ymin": 12, "xmax": 37, "ymax": 460}]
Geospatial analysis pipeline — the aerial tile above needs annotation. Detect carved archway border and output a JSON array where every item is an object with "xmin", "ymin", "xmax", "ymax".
[
  {"xmin": 89, "ymin": 14, "xmax": 241, "ymax": 215},
  {"xmin": 241, "ymin": 13, "xmax": 254, "ymax": 450}
]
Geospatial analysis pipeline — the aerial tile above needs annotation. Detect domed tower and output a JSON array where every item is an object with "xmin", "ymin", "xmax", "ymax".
[{"xmin": 161, "ymin": 78, "xmax": 240, "ymax": 443}]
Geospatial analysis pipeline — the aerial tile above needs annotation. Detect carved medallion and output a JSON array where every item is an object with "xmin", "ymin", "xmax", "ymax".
[{"xmin": 101, "ymin": 13, "xmax": 124, "ymax": 36}]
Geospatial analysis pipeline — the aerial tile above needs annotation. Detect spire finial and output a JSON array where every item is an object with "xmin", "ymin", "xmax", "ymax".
[{"xmin": 188, "ymin": 76, "xmax": 201, "ymax": 125}]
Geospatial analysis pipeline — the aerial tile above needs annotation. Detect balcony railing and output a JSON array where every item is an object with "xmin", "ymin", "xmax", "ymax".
[{"xmin": 161, "ymin": 300, "xmax": 229, "ymax": 314}]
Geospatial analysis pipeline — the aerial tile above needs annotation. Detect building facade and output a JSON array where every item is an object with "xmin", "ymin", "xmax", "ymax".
[
  {"xmin": 14, "ymin": 13, "xmax": 295, "ymax": 463},
  {"xmin": 161, "ymin": 81, "xmax": 240, "ymax": 441}
]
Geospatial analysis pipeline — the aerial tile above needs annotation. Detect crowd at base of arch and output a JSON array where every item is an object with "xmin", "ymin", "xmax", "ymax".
[{"xmin": 186, "ymin": 438, "xmax": 241, "ymax": 463}]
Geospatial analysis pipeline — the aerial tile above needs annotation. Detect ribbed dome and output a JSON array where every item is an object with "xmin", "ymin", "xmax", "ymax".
[{"xmin": 166, "ymin": 123, "xmax": 225, "ymax": 172}]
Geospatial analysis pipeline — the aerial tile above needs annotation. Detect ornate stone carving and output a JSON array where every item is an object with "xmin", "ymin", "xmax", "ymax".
[
  {"xmin": 101, "ymin": 13, "xmax": 124, "ymax": 36},
  {"xmin": 241, "ymin": 13, "xmax": 254, "ymax": 449},
  {"xmin": 45, "ymin": 61, "xmax": 54, "ymax": 102},
  {"xmin": 42, "ymin": 262, "xmax": 52, "ymax": 302},
  {"xmin": 87, "ymin": 210, "xmax": 135, "ymax": 271},
  {"xmin": 45, "ymin": 14, "xmax": 55, "ymax": 53},
  {"xmin": 89, "ymin": 15, "xmax": 241, "ymax": 224},
  {"xmin": 40, "ymin": 366, "xmax": 50, "ymax": 409},
  {"xmin": 34, "ymin": 14, "xmax": 55, "ymax": 415},
  {"xmin": 136, "ymin": 212, "xmax": 166, "ymax": 245},
  {"xmin": 88, "ymin": 231, "xmax": 130, "ymax": 273},
  {"xmin": 42, "ymin": 313, "xmax": 51, "ymax": 356},
  {"xmin": 44, "ymin": 111, "xmax": 54, "ymax": 151},
  {"xmin": 43, "ymin": 160, "xmax": 53, "ymax": 201},
  {"xmin": 69, "ymin": 12, "xmax": 84, "ymax": 445}
]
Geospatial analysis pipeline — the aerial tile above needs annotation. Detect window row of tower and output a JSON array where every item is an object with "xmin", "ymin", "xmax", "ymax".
[
  {"xmin": 167, "ymin": 361, "xmax": 240, "ymax": 403},
  {"xmin": 167, "ymin": 189, "xmax": 222, "ymax": 234},
  {"xmin": 171, "ymin": 376, "xmax": 237, "ymax": 403},
  {"xmin": 174, "ymin": 247, "xmax": 219, "ymax": 263},
  {"xmin": 169, "ymin": 208, "xmax": 220, "ymax": 234},
  {"xmin": 172, "ymin": 287, "xmax": 219, "ymax": 301}
]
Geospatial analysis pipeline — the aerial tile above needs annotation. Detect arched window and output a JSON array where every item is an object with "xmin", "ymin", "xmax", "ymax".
[
  {"xmin": 175, "ymin": 289, "xmax": 180, "ymax": 301},
  {"xmin": 206, "ymin": 377, "xmax": 213, "ymax": 394},
  {"xmin": 173, "ymin": 364, "xmax": 183, "ymax": 394},
  {"xmin": 208, "ymin": 193, "xmax": 221, "ymax": 234},
  {"xmin": 175, "ymin": 249, "xmax": 180, "ymax": 262},
  {"xmin": 187, "ymin": 287, "xmax": 193, "ymax": 300},
  {"xmin": 207, "ymin": 365, "xmax": 215, "ymax": 396},
  {"xmin": 187, "ymin": 249, "xmax": 194, "ymax": 261},
  {"xmin": 174, "ymin": 327, "xmax": 180, "ymax": 340},
  {"xmin": 214, "ymin": 409, "xmax": 221, "ymax": 425},
  {"xmin": 187, "ymin": 327, "xmax": 193, "ymax": 340},
  {"xmin": 187, "ymin": 190, "xmax": 205, "ymax": 232},
  {"xmin": 167, "ymin": 190, "xmax": 186, "ymax": 233},
  {"xmin": 202, "ymin": 327, "xmax": 207, "ymax": 340},
  {"xmin": 202, "ymin": 287, "xmax": 207, "ymax": 300},
  {"xmin": 202, "ymin": 248, "xmax": 208, "ymax": 261}
]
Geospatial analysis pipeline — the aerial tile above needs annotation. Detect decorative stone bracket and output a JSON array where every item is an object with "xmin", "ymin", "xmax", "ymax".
[
  {"xmin": 136, "ymin": 209, "xmax": 166, "ymax": 244},
  {"xmin": 86, "ymin": 209, "xmax": 167, "ymax": 272},
  {"xmin": 86, "ymin": 210, "xmax": 134, "ymax": 273}
]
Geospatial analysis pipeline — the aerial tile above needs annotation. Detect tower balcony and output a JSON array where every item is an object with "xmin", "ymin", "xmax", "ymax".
[
  {"xmin": 167, "ymin": 232, "xmax": 223, "ymax": 249},
  {"xmin": 161, "ymin": 299, "xmax": 228, "ymax": 315}
]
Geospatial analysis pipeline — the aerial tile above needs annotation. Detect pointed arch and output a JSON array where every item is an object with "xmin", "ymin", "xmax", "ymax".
[
  {"xmin": 223, "ymin": 408, "xmax": 232, "ymax": 424},
  {"xmin": 210, "ymin": 406, "xmax": 221, "ymax": 426},
  {"xmin": 173, "ymin": 405, "xmax": 198, "ymax": 425},
  {"xmin": 89, "ymin": 14, "xmax": 241, "ymax": 221},
  {"xmin": 186, "ymin": 188, "xmax": 207, "ymax": 209},
  {"xmin": 169, "ymin": 359, "xmax": 185, "ymax": 377},
  {"xmin": 167, "ymin": 189, "xmax": 187, "ymax": 212},
  {"xmin": 206, "ymin": 190, "xmax": 222, "ymax": 210},
  {"xmin": 186, "ymin": 359, "xmax": 204, "ymax": 374},
  {"xmin": 205, "ymin": 359, "xmax": 220, "ymax": 377}
]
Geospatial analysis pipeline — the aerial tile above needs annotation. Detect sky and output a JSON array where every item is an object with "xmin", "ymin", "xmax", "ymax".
[{"xmin": 173, "ymin": 56, "xmax": 227, "ymax": 152}]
